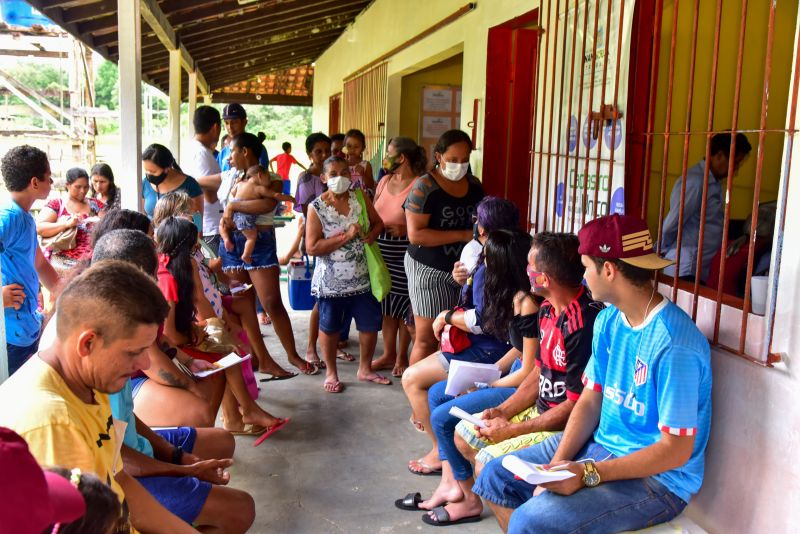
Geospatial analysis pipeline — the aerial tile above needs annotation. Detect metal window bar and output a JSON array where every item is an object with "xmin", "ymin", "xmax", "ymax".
[{"xmin": 528, "ymin": 0, "xmax": 797, "ymax": 363}]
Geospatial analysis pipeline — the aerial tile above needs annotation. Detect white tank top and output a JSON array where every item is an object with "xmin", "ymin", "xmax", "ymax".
[{"xmin": 203, "ymin": 198, "xmax": 223, "ymax": 237}]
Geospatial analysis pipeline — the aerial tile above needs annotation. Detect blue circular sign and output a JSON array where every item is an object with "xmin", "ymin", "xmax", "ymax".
[
  {"xmin": 604, "ymin": 120, "xmax": 623, "ymax": 151},
  {"xmin": 556, "ymin": 182, "xmax": 565, "ymax": 218},
  {"xmin": 610, "ymin": 186, "xmax": 625, "ymax": 215},
  {"xmin": 582, "ymin": 114, "xmax": 597, "ymax": 150},
  {"xmin": 568, "ymin": 116, "xmax": 578, "ymax": 152}
]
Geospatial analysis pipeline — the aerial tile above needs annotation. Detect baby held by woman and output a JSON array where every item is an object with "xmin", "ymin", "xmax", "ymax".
[{"xmin": 221, "ymin": 164, "xmax": 294, "ymax": 264}]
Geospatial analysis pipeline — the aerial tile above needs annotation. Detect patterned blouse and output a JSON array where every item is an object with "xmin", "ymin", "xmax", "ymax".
[
  {"xmin": 43, "ymin": 197, "xmax": 105, "ymax": 261},
  {"xmin": 309, "ymin": 192, "xmax": 370, "ymax": 298}
]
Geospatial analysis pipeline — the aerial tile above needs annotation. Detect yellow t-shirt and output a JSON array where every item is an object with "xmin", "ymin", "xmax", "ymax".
[{"xmin": 0, "ymin": 356, "xmax": 127, "ymax": 508}]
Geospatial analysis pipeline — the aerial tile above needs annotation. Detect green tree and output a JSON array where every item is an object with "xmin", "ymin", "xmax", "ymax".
[
  {"xmin": 95, "ymin": 59, "xmax": 118, "ymax": 110},
  {"xmin": 7, "ymin": 64, "xmax": 67, "ymax": 106}
]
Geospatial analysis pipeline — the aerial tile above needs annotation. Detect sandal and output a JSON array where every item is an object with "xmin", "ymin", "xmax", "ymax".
[
  {"xmin": 409, "ymin": 417, "xmax": 425, "ymax": 433},
  {"xmin": 252, "ymin": 417, "xmax": 291, "ymax": 447},
  {"xmin": 293, "ymin": 361, "xmax": 319, "ymax": 375},
  {"xmin": 306, "ymin": 358, "xmax": 326, "ymax": 370},
  {"xmin": 228, "ymin": 424, "xmax": 267, "ymax": 436},
  {"xmin": 394, "ymin": 492, "xmax": 424, "ymax": 511},
  {"xmin": 358, "ymin": 372, "xmax": 391, "ymax": 385},
  {"xmin": 408, "ymin": 458, "xmax": 442, "ymax": 476},
  {"xmin": 421, "ymin": 506, "xmax": 481, "ymax": 526},
  {"xmin": 336, "ymin": 350, "xmax": 356, "ymax": 362},
  {"xmin": 323, "ymin": 379, "xmax": 344, "ymax": 393}
]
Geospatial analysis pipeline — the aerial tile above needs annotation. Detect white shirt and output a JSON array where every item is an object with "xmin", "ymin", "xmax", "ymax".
[{"xmin": 183, "ymin": 138, "xmax": 222, "ymax": 236}]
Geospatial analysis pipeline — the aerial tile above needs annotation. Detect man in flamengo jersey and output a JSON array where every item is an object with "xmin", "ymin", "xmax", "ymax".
[{"xmin": 472, "ymin": 214, "xmax": 712, "ymax": 534}]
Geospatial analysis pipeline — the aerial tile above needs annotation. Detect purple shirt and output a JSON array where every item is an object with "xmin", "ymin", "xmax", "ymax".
[{"xmin": 294, "ymin": 171, "xmax": 325, "ymax": 213}]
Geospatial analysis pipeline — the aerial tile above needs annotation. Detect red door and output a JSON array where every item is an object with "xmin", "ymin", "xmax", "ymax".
[{"xmin": 481, "ymin": 10, "xmax": 540, "ymax": 230}]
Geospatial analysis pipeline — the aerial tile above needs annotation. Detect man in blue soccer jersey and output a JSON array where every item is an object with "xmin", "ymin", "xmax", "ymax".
[{"xmin": 472, "ymin": 214, "xmax": 712, "ymax": 534}]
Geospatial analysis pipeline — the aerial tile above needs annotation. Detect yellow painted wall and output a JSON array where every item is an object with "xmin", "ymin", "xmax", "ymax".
[
  {"xmin": 312, "ymin": 0, "xmax": 541, "ymax": 178},
  {"xmin": 646, "ymin": 0, "xmax": 798, "ymax": 229},
  {"xmin": 399, "ymin": 53, "xmax": 463, "ymax": 140}
]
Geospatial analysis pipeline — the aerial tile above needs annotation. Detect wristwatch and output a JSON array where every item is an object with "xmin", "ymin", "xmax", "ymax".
[{"xmin": 582, "ymin": 461, "xmax": 601, "ymax": 487}]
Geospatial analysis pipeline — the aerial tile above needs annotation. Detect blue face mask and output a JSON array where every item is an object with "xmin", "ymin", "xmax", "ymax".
[{"xmin": 192, "ymin": 213, "xmax": 203, "ymax": 234}]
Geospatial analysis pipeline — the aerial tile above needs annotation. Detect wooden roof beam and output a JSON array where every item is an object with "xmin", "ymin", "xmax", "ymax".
[
  {"xmin": 203, "ymin": 59, "xmax": 315, "ymax": 88},
  {"xmin": 60, "ymin": 0, "xmax": 116, "ymax": 24},
  {"xmin": 139, "ymin": 0, "xmax": 208, "ymax": 94}
]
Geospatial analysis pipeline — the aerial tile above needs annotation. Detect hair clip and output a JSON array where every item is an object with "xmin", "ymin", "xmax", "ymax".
[{"xmin": 70, "ymin": 467, "xmax": 82, "ymax": 487}]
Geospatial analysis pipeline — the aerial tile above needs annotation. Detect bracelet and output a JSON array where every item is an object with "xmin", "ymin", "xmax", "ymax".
[
  {"xmin": 444, "ymin": 309, "xmax": 455, "ymax": 325},
  {"xmin": 172, "ymin": 446, "xmax": 183, "ymax": 465}
]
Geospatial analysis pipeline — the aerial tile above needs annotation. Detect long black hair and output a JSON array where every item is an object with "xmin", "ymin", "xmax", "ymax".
[
  {"xmin": 155, "ymin": 216, "xmax": 197, "ymax": 340},
  {"xmin": 142, "ymin": 143, "xmax": 183, "ymax": 173},
  {"xmin": 481, "ymin": 229, "xmax": 533, "ymax": 340},
  {"xmin": 388, "ymin": 136, "xmax": 427, "ymax": 175},
  {"xmin": 90, "ymin": 162, "xmax": 118, "ymax": 207}
]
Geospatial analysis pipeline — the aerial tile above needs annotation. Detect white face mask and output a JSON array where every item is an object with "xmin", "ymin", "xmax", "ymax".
[
  {"xmin": 440, "ymin": 161, "xmax": 469, "ymax": 181},
  {"xmin": 326, "ymin": 175, "xmax": 351, "ymax": 194}
]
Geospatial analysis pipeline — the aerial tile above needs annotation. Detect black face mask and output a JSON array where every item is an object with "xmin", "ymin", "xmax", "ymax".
[{"xmin": 146, "ymin": 170, "xmax": 168, "ymax": 186}]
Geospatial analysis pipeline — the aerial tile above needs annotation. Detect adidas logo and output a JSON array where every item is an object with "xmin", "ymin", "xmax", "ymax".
[{"xmin": 599, "ymin": 244, "xmax": 611, "ymax": 253}]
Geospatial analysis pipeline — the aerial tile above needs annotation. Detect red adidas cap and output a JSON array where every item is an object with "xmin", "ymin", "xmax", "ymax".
[
  {"xmin": 577, "ymin": 214, "xmax": 674, "ymax": 270},
  {"xmin": 0, "ymin": 427, "xmax": 86, "ymax": 533}
]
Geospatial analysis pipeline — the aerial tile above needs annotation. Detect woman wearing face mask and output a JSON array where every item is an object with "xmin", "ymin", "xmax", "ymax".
[
  {"xmin": 37, "ymin": 167, "xmax": 105, "ymax": 274},
  {"xmin": 141, "ymin": 143, "xmax": 204, "ymax": 225},
  {"xmin": 370, "ymin": 137, "xmax": 427, "ymax": 378},
  {"xmin": 404, "ymin": 129, "xmax": 484, "ymax": 367},
  {"xmin": 305, "ymin": 155, "xmax": 388, "ymax": 393}
]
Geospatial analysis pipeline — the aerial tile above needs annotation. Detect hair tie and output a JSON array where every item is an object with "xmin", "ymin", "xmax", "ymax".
[{"xmin": 70, "ymin": 467, "xmax": 82, "ymax": 487}]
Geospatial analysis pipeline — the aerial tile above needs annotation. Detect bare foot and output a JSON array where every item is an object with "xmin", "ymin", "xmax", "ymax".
[
  {"xmin": 420, "ymin": 480, "xmax": 465, "ymax": 510},
  {"xmin": 230, "ymin": 407, "xmax": 281, "ymax": 431},
  {"xmin": 392, "ymin": 363, "xmax": 407, "ymax": 378},
  {"xmin": 371, "ymin": 354, "xmax": 395, "ymax": 370},
  {"xmin": 357, "ymin": 371, "xmax": 391, "ymax": 385},
  {"xmin": 304, "ymin": 348, "xmax": 325, "ymax": 369},
  {"xmin": 425, "ymin": 495, "xmax": 483, "ymax": 521},
  {"xmin": 257, "ymin": 312, "xmax": 272, "ymax": 325},
  {"xmin": 257, "ymin": 366, "xmax": 295, "ymax": 377},
  {"xmin": 336, "ymin": 349, "xmax": 356, "ymax": 362}
]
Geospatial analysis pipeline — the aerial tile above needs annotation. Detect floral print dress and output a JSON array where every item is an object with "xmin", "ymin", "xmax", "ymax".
[
  {"xmin": 43, "ymin": 197, "xmax": 104, "ymax": 271},
  {"xmin": 309, "ymin": 192, "xmax": 370, "ymax": 298}
]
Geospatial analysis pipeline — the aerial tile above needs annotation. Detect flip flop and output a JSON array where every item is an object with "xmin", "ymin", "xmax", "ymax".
[
  {"xmin": 421, "ymin": 506, "xmax": 482, "ymax": 526},
  {"xmin": 359, "ymin": 373, "xmax": 391, "ymax": 385},
  {"xmin": 409, "ymin": 417, "xmax": 425, "ymax": 433},
  {"xmin": 259, "ymin": 372, "xmax": 298, "ymax": 382},
  {"xmin": 408, "ymin": 458, "xmax": 442, "ymax": 476},
  {"xmin": 294, "ymin": 361, "xmax": 320, "ymax": 375},
  {"xmin": 394, "ymin": 492, "xmax": 424, "ymax": 511},
  {"xmin": 228, "ymin": 424, "xmax": 267, "ymax": 436},
  {"xmin": 253, "ymin": 417, "xmax": 291, "ymax": 447},
  {"xmin": 336, "ymin": 350, "xmax": 356, "ymax": 362},
  {"xmin": 306, "ymin": 359, "xmax": 326, "ymax": 369},
  {"xmin": 323, "ymin": 379, "xmax": 344, "ymax": 393}
]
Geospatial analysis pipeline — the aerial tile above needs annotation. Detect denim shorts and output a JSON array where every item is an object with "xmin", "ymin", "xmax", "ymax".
[
  {"xmin": 438, "ymin": 344, "xmax": 508, "ymax": 370},
  {"xmin": 317, "ymin": 291, "xmax": 382, "ymax": 334},
  {"xmin": 233, "ymin": 211, "xmax": 258, "ymax": 231},
  {"xmin": 219, "ymin": 228, "xmax": 279, "ymax": 271},
  {"xmin": 153, "ymin": 426, "xmax": 197, "ymax": 453}
]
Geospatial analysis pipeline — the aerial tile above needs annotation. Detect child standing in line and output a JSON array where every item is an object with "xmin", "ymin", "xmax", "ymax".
[
  {"xmin": 344, "ymin": 129, "xmax": 376, "ymax": 196},
  {"xmin": 270, "ymin": 141, "xmax": 306, "ymax": 213},
  {"xmin": 221, "ymin": 164, "xmax": 294, "ymax": 264}
]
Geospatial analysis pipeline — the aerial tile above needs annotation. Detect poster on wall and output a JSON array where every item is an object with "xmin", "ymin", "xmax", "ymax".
[
  {"xmin": 420, "ymin": 85, "xmax": 461, "ymax": 169},
  {"xmin": 531, "ymin": 0, "xmax": 635, "ymax": 231}
]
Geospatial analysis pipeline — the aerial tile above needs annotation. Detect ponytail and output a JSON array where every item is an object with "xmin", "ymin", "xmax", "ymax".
[{"xmin": 389, "ymin": 136, "xmax": 428, "ymax": 176}]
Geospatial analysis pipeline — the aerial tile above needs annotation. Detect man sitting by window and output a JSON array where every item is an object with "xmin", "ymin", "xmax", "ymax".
[
  {"xmin": 661, "ymin": 132, "xmax": 752, "ymax": 282},
  {"xmin": 473, "ymin": 214, "xmax": 712, "ymax": 534}
]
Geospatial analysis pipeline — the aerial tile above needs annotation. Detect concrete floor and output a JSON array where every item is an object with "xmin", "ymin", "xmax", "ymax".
[{"xmin": 224, "ymin": 285, "xmax": 497, "ymax": 533}]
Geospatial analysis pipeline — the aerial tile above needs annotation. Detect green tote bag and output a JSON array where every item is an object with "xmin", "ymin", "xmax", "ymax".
[{"xmin": 354, "ymin": 189, "xmax": 392, "ymax": 302}]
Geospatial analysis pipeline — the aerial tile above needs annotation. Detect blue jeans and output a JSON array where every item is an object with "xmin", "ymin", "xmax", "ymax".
[
  {"xmin": 473, "ymin": 433, "xmax": 687, "ymax": 534},
  {"xmin": 428, "ymin": 380, "xmax": 516, "ymax": 481}
]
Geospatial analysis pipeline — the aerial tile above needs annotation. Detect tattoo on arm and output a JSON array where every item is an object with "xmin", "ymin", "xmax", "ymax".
[{"xmin": 158, "ymin": 369, "xmax": 188, "ymax": 389}]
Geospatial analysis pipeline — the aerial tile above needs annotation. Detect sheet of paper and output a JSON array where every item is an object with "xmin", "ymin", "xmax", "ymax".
[
  {"xmin": 448, "ymin": 406, "xmax": 488, "ymax": 429},
  {"xmin": 444, "ymin": 360, "xmax": 501, "ymax": 396},
  {"xmin": 230, "ymin": 283, "xmax": 252, "ymax": 295},
  {"xmin": 501, "ymin": 455, "xmax": 576, "ymax": 485},
  {"xmin": 111, "ymin": 418, "xmax": 127, "ymax": 476},
  {"xmin": 194, "ymin": 353, "xmax": 252, "ymax": 378}
]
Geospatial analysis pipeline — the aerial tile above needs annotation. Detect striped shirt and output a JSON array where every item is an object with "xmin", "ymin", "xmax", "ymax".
[{"xmin": 582, "ymin": 299, "xmax": 712, "ymax": 503}]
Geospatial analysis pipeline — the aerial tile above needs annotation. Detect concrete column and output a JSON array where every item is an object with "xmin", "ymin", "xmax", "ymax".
[
  {"xmin": 187, "ymin": 70, "xmax": 197, "ymax": 143},
  {"xmin": 169, "ymin": 48, "xmax": 181, "ymax": 161},
  {"xmin": 203, "ymin": 94, "xmax": 212, "ymax": 105},
  {"xmin": 117, "ymin": 0, "xmax": 142, "ymax": 211}
]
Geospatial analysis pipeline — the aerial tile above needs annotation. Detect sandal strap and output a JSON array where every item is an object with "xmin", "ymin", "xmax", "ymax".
[
  {"xmin": 432, "ymin": 506, "xmax": 450, "ymax": 523},
  {"xmin": 403, "ymin": 492, "xmax": 421, "ymax": 507}
]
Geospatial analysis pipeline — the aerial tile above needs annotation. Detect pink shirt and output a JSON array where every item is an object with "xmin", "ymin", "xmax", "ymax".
[{"xmin": 374, "ymin": 176, "xmax": 416, "ymax": 227}]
